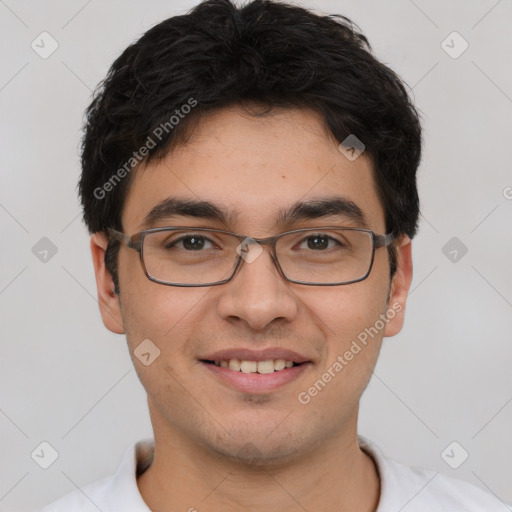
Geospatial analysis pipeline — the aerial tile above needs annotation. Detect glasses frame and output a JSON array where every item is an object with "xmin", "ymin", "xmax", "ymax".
[{"xmin": 107, "ymin": 226, "xmax": 395, "ymax": 287}]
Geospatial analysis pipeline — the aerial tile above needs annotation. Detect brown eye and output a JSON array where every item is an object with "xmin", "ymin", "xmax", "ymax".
[
  {"xmin": 165, "ymin": 235, "xmax": 215, "ymax": 250},
  {"xmin": 296, "ymin": 234, "xmax": 342, "ymax": 251}
]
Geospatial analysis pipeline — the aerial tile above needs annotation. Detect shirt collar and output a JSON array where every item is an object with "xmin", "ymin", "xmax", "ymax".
[{"xmin": 106, "ymin": 439, "xmax": 154, "ymax": 511}]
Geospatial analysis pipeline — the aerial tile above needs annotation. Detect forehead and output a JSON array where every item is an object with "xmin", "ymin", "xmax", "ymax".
[{"xmin": 122, "ymin": 106, "xmax": 385, "ymax": 233}]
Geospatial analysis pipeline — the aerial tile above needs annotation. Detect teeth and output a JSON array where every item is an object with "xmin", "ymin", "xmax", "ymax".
[
  {"xmin": 229, "ymin": 358, "xmax": 241, "ymax": 372},
  {"xmin": 240, "ymin": 360, "xmax": 257, "ymax": 373},
  {"xmin": 274, "ymin": 359, "xmax": 286, "ymax": 371},
  {"xmin": 215, "ymin": 358, "xmax": 298, "ymax": 373},
  {"xmin": 257, "ymin": 360, "xmax": 275, "ymax": 374}
]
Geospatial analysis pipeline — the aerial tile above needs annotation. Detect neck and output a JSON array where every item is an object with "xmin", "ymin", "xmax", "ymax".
[{"xmin": 137, "ymin": 414, "xmax": 380, "ymax": 512}]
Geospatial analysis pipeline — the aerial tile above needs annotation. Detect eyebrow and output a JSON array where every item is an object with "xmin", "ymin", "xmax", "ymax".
[{"xmin": 142, "ymin": 196, "xmax": 368, "ymax": 229}]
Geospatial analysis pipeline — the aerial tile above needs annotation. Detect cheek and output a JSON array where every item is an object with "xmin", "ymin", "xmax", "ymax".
[
  {"xmin": 118, "ymin": 249, "xmax": 186, "ymax": 338},
  {"xmin": 313, "ymin": 267, "xmax": 390, "ymax": 351},
  {"xmin": 300, "ymin": 255, "xmax": 391, "ymax": 395},
  {"xmin": 117, "ymin": 250, "xmax": 204, "ymax": 363},
  {"xmin": 121, "ymin": 285, "xmax": 202, "ymax": 350},
  {"xmin": 119, "ymin": 286, "xmax": 206, "ymax": 410},
  {"xmin": 117, "ymin": 283, "xmax": 219, "ymax": 434},
  {"xmin": 297, "ymin": 291, "xmax": 387, "ymax": 420}
]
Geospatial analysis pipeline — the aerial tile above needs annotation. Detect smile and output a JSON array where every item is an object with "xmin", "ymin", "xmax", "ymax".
[
  {"xmin": 200, "ymin": 359, "xmax": 311, "ymax": 393},
  {"xmin": 202, "ymin": 358, "xmax": 299, "ymax": 374}
]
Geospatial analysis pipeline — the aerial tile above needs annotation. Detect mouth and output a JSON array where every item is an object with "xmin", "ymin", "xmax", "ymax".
[
  {"xmin": 200, "ymin": 358, "xmax": 303, "ymax": 374},
  {"xmin": 198, "ymin": 352, "xmax": 312, "ymax": 393}
]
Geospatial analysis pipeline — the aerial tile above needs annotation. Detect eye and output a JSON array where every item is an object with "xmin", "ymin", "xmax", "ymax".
[
  {"xmin": 167, "ymin": 234, "xmax": 216, "ymax": 251},
  {"xmin": 296, "ymin": 234, "xmax": 343, "ymax": 250}
]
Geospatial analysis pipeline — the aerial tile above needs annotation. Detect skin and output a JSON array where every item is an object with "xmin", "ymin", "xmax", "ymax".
[{"xmin": 91, "ymin": 106, "xmax": 413, "ymax": 512}]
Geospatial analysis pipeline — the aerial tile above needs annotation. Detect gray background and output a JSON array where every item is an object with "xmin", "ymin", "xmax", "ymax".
[{"xmin": 1, "ymin": 0, "xmax": 511, "ymax": 510}]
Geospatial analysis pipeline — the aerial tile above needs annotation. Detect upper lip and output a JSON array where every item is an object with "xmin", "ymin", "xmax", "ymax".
[{"xmin": 200, "ymin": 348, "xmax": 311, "ymax": 364}]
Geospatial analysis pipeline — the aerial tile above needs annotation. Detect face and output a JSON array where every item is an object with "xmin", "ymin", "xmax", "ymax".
[{"xmin": 91, "ymin": 106, "xmax": 412, "ymax": 465}]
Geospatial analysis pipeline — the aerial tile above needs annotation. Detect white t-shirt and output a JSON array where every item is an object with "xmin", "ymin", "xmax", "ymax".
[{"xmin": 39, "ymin": 437, "xmax": 509, "ymax": 511}]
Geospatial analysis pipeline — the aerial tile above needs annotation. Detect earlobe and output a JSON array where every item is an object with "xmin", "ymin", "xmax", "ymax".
[
  {"xmin": 90, "ymin": 233, "xmax": 125, "ymax": 334},
  {"xmin": 384, "ymin": 236, "xmax": 413, "ymax": 338}
]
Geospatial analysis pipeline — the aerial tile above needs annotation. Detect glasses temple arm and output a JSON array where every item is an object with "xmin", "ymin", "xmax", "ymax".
[
  {"xmin": 374, "ymin": 232, "xmax": 396, "ymax": 248},
  {"xmin": 107, "ymin": 228, "xmax": 137, "ymax": 249}
]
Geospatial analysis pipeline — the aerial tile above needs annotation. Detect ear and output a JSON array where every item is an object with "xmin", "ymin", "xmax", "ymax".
[
  {"xmin": 384, "ymin": 236, "xmax": 413, "ymax": 337},
  {"xmin": 90, "ymin": 233, "xmax": 125, "ymax": 334}
]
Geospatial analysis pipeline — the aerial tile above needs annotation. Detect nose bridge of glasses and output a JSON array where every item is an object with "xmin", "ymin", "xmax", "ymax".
[{"xmin": 235, "ymin": 235, "xmax": 278, "ymax": 266}]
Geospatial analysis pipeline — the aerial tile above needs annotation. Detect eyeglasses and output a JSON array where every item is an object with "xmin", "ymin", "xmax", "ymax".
[{"xmin": 108, "ymin": 226, "xmax": 395, "ymax": 287}]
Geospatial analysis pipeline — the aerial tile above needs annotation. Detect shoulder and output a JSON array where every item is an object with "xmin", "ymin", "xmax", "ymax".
[
  {"xmin": 386, "ymin": 461, "xmax": 507, "ymax": 511},
  {"xmin": 37, "ymin": 440, "xmax": 154, "ymax": 512},
  {"xmin": 359, "ymin": 436, "xmax": 510, "ymax": 512}
]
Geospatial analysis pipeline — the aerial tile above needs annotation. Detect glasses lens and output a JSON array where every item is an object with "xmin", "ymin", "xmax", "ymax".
[
  {"xmin": 275, "ymin": 228, "xmax": 373, "ymax": 284},
  {"xmin": 142, "ymin": 229, "xmax": 239, "ymax": 285}
]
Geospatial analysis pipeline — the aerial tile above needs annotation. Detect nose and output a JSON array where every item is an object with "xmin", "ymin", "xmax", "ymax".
[{"xmin": 216, "ymin": 243, "xmax": 299, "ymax": 331}]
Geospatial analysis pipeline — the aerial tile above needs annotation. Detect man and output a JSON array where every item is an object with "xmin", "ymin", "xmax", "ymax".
[{"xmin": 40, "ymin": 0, "xmax": 508, "ymax": 510}]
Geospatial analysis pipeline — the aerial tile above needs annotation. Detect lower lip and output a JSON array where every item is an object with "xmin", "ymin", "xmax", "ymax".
[{"xmin": 200, "ymin": 361, "xmax": 311, "ymax": 393}]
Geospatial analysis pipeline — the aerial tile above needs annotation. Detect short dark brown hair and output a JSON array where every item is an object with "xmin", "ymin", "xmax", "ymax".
[{"xmin": 79, "ymin": 0, "xmax": 422, "ymax": 291}]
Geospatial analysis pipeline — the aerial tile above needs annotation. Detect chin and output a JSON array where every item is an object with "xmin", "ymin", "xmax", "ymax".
[
  {"xmin": 204, "ymin": 422, "xmax": 312, "ymax": 467},
  {"xmin": 213, "ymin": 440, "xmax": 300, "ymax": 467}
]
